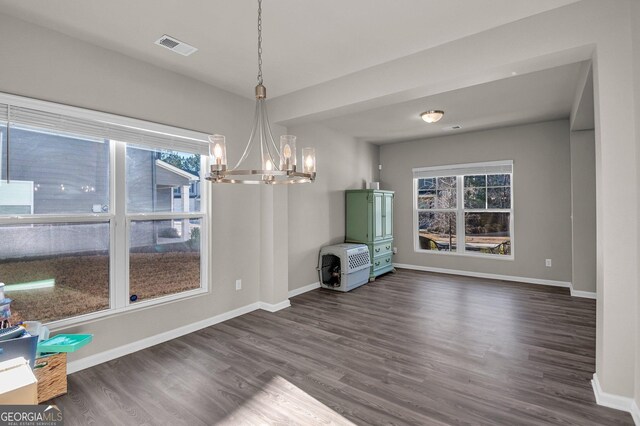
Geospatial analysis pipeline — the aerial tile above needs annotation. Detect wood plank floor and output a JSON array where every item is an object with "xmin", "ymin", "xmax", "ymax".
[{"xmin": 53, "ymin": 269, "xmax": 634, "ymax": 425}]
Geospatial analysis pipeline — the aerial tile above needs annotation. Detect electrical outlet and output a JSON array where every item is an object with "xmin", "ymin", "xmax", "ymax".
[
  {"xmin": 393, "ymin": 247, "xmax": 398, "ymax": 254},
  {"xmin": 545, "ymin": 259, "xmax": 552, "ymax": 267},
  {"xmin": 235, "ymin": 279, "xmax": 242, "ymax": 290}
]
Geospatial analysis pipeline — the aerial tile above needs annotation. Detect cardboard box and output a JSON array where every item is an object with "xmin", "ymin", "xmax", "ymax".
[{"xmin": 0, "ymin": 356, "xmax": 38, "ymax": 404}]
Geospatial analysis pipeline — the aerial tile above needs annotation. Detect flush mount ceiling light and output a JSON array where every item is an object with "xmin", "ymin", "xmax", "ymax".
[
  {"xmin": 420, "ymin": 110, "xmax": 445, "ymax": 123},
  {"xmin": 206, "ymin": 0, "xmax": 316, "ymax": 184}
]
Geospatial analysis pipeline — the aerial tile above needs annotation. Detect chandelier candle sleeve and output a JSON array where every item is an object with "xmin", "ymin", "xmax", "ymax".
[
  {"xmin": 280, "ymin": 135, "xmax": 297, "ymax": 171},
  {"xmin": 303, "ymin": 148, "xmax": 316, "ymax": 174},
  {"xmin": 209, "ymin": 134, "xmax": 227, "ymax": 171}
]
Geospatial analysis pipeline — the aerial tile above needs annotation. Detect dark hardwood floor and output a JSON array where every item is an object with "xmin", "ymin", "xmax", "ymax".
[{"xmin": 54, "ymin": 269, "xmax": 634, "ymax": 425}]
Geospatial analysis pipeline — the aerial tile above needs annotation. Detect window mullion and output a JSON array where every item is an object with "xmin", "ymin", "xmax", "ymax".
[
  {"xmin": 456, "ymin": 175, "xmax": 464, "ymax": 253},
  {"xmin": 126, "ymin": 212, "xmax": 205, "ymax": 221},
  {"xmin": 200, "ymin": 154, "xmax": 209, "ymax": 293},
  {"xmin": 0, "ymin": 214, "xmax": 112, "ymax": 225},
  {"xmin": 113, "ymin": 141, "xmax": 128, "ymax": 310}
]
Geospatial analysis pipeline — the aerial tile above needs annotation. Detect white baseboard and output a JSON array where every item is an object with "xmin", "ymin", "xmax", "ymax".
[
  {"xmin": 258, "ymin": 299, "xmax": 291, "ymax": 312},
  {"xmin": 288, "ymin": 281, "xmax": 320, "ymax": 298},
  {"xmin": 67, "ymin": 299, "xmax": 291, "ymax": 374},
  {"xmin": 569, "ymin": 284, "xmax": 597, "ymax": 299},
  {"xmin": 592, "ymin": 374, "xmax": 639, "ymax": 424},
  {"xmin": 632, "ymin": 401, "xmax": 640, "ymax": 425},
  {"xmin": 394, "ymin": 263, "xmax": 572, "ymax": 289}
]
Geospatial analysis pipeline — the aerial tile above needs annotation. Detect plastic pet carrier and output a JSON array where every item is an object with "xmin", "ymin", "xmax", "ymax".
[{"xmin": 317, "ymin": 244, "xmax": 371, "ymax": 292}]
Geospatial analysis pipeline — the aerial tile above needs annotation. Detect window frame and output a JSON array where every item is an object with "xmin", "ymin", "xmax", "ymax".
[
  {"xmin": 413, "ymin": 161, "xmax": 514, "ymax": 260},
  {"xmin": 0, "ymin": 93, "xmax": 211, "ymax": 330}
]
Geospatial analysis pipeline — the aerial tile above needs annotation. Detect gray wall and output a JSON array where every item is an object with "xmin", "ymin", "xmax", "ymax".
[
  {"xmin": 380, "ymin": 120, "xmax": 573, "ymax": 283},
  {"xmin": 633, "ymin": 0, "xmax": 640, "ymax": 410},
  {"xmin": 287, "ymin": 123, "xmax": 379, "ymax": 291},
  {"xmin": 0, "ymin": 12, "xmax": 263, "ymax": 362},
  {"xmin": 570, "ymin": 130, "xmax": 596, "ymax": 293}
]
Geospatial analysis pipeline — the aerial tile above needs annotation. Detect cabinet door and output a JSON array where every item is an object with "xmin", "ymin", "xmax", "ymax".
[
  {"xmin": 345, "ymin": 192, "xmax": 371, "ymax": 242},
  {"xmin": 373, "ymin": 192, "xmax": 384, "ymax": 241},
  {"xmin": 383, "ymin": 192, "xmax": 393, "ymax": 238}
]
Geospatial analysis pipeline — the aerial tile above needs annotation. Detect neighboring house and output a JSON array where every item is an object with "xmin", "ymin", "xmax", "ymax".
[
  {"xmin": 0, "ymin": 127, "xmax": 109, "ymax": 215},
  {"xmin": 156, "ymin": 159, "xmax": 199, "ymax": 214},
  {"xmin": 0, "ymin": 126, "xmax": 199, "ymax": 259}
]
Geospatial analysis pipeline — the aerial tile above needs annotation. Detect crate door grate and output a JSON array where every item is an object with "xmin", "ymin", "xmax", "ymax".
[{"xmin": 347, "ymin": 251, "xmax": 370, "ymax": 271}]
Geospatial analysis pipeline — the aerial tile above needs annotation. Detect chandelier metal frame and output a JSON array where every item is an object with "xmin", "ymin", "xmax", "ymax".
[{"xmin": 206, "ymin": 0, "xmax": 316, "ymax": 185}]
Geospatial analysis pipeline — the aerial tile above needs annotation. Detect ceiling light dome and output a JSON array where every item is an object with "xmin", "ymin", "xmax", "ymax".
[{"xmin": 420, "ymin": 110, "xmax": 445, "ymax": 123}]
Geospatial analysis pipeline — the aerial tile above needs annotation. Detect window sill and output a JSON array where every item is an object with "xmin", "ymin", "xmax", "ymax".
[
  {"xmin": 414, "ymin": 248, "xmax": 514, "ymax": 261},
  {"xmin": 47, "ymin": 287, "xmax": 210, "ymax": 331}
]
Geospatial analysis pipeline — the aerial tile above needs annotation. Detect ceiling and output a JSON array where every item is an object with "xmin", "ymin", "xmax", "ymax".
[
  {"xmin": 0, "ymin": 0, "xmax": 579, "ymax": 99},
  {"xmin": 318, "ymin": 62, "xmax": 587, "ymax": 144}
]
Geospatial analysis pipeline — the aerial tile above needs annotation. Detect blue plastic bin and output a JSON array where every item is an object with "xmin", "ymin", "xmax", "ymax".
[{"xmin": 0, "ymin": 331, "xmax": 39, "ymax": 368}]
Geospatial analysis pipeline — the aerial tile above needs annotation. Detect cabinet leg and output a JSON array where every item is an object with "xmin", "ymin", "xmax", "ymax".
[{"xmin": 369, "ymin": 277, "xmax": 376, "ymax": 282}]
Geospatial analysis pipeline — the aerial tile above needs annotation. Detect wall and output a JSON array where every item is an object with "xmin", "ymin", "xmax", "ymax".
[
  {"xmin": 287, "ymin": 124, "xmax": 379, "ymax": 291},
  {"xmin": 591, "ymin": 1, "xmax": 637, "ymax": 399},
  {"xmin": 0, "ymin": 12, "xmax": 264, "ymax": 362},
  {"xmin": 380, "ymin": 120, "xmax": 572, "ymax": 283},
  {"xmin": 570, "ymin": 130, "xmax": 596, "ymax": 293},
  {"xmin": 260, "ymin": 185, "xmax": 290, "ymax": 305},
  {"xmin": 633, "ymin": 0, "xmax": 640, "ymax": 414}
]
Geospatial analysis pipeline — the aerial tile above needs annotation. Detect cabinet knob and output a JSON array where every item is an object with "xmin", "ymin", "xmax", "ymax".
[
  {"xmin": 375, "ymin": 248, "xmax": 380, "ymax": 253},
  {"xmin": 385, "ymin": 258, "xmax": 390, "ymax": 263}
]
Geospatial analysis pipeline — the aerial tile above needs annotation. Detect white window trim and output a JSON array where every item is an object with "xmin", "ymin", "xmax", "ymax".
[
  {"xmin": 412, "ymin": 162, "xmax": 514, "ymax": 261},
  {"xmin": 0, "ymin": 92, "xmax": 212, "ymax": 330}
]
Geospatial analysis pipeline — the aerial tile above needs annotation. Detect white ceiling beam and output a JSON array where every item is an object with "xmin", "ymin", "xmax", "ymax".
[{"xmin": 268, "ymin": 0, "xmax": 603, "ymax": 126}]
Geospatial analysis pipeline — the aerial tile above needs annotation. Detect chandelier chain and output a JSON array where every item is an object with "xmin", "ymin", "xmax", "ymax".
[{"xmin": 257, "ymin": 0, "xmax": 263, "ymax": 85}]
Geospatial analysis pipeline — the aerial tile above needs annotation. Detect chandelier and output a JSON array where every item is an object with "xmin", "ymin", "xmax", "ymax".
[{"xmin": 206, "ymin": 0, "xmax": 316, "ymax": 184}]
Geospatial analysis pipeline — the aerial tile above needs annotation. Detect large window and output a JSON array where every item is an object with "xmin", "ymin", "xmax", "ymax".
[
  {"xmin": 0, "ymin": 96, "xmax": 209, "ymax": 326},
  {"xmin": 414, "ymin": 161, "xmax": 513, "ymax": 258}
]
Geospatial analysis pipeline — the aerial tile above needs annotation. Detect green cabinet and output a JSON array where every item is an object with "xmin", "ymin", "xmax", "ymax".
[{"xmin": 345, "ymin": 190, "xmax": 394, "ymax": 279}]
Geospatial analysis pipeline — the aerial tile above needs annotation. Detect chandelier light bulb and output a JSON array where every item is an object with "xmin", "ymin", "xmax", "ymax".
[
  {"xmin": 213, "ymin": 143, "xmax": 223, "ymax": 160},
  {"xmin": 302, "ymin": 147, "xmax": 316, "ymax": 174},
  {"xmin": 283, "ymin": 144, "xmax": 292, "ymax": 159},
  {"xmin": 265, "ymin": 159, "xmax": 273, "ymax": 171}
]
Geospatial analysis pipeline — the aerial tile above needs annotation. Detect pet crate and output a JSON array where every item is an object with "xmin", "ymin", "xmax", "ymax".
[{"xmin": 317, "ymin": 243, "xmax": 371, "ymax": 292}]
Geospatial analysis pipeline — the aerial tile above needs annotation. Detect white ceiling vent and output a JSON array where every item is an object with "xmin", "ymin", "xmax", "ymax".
[{"xmin": 154, "ymin": 35, "xmax": 198, "ymax": 56}]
